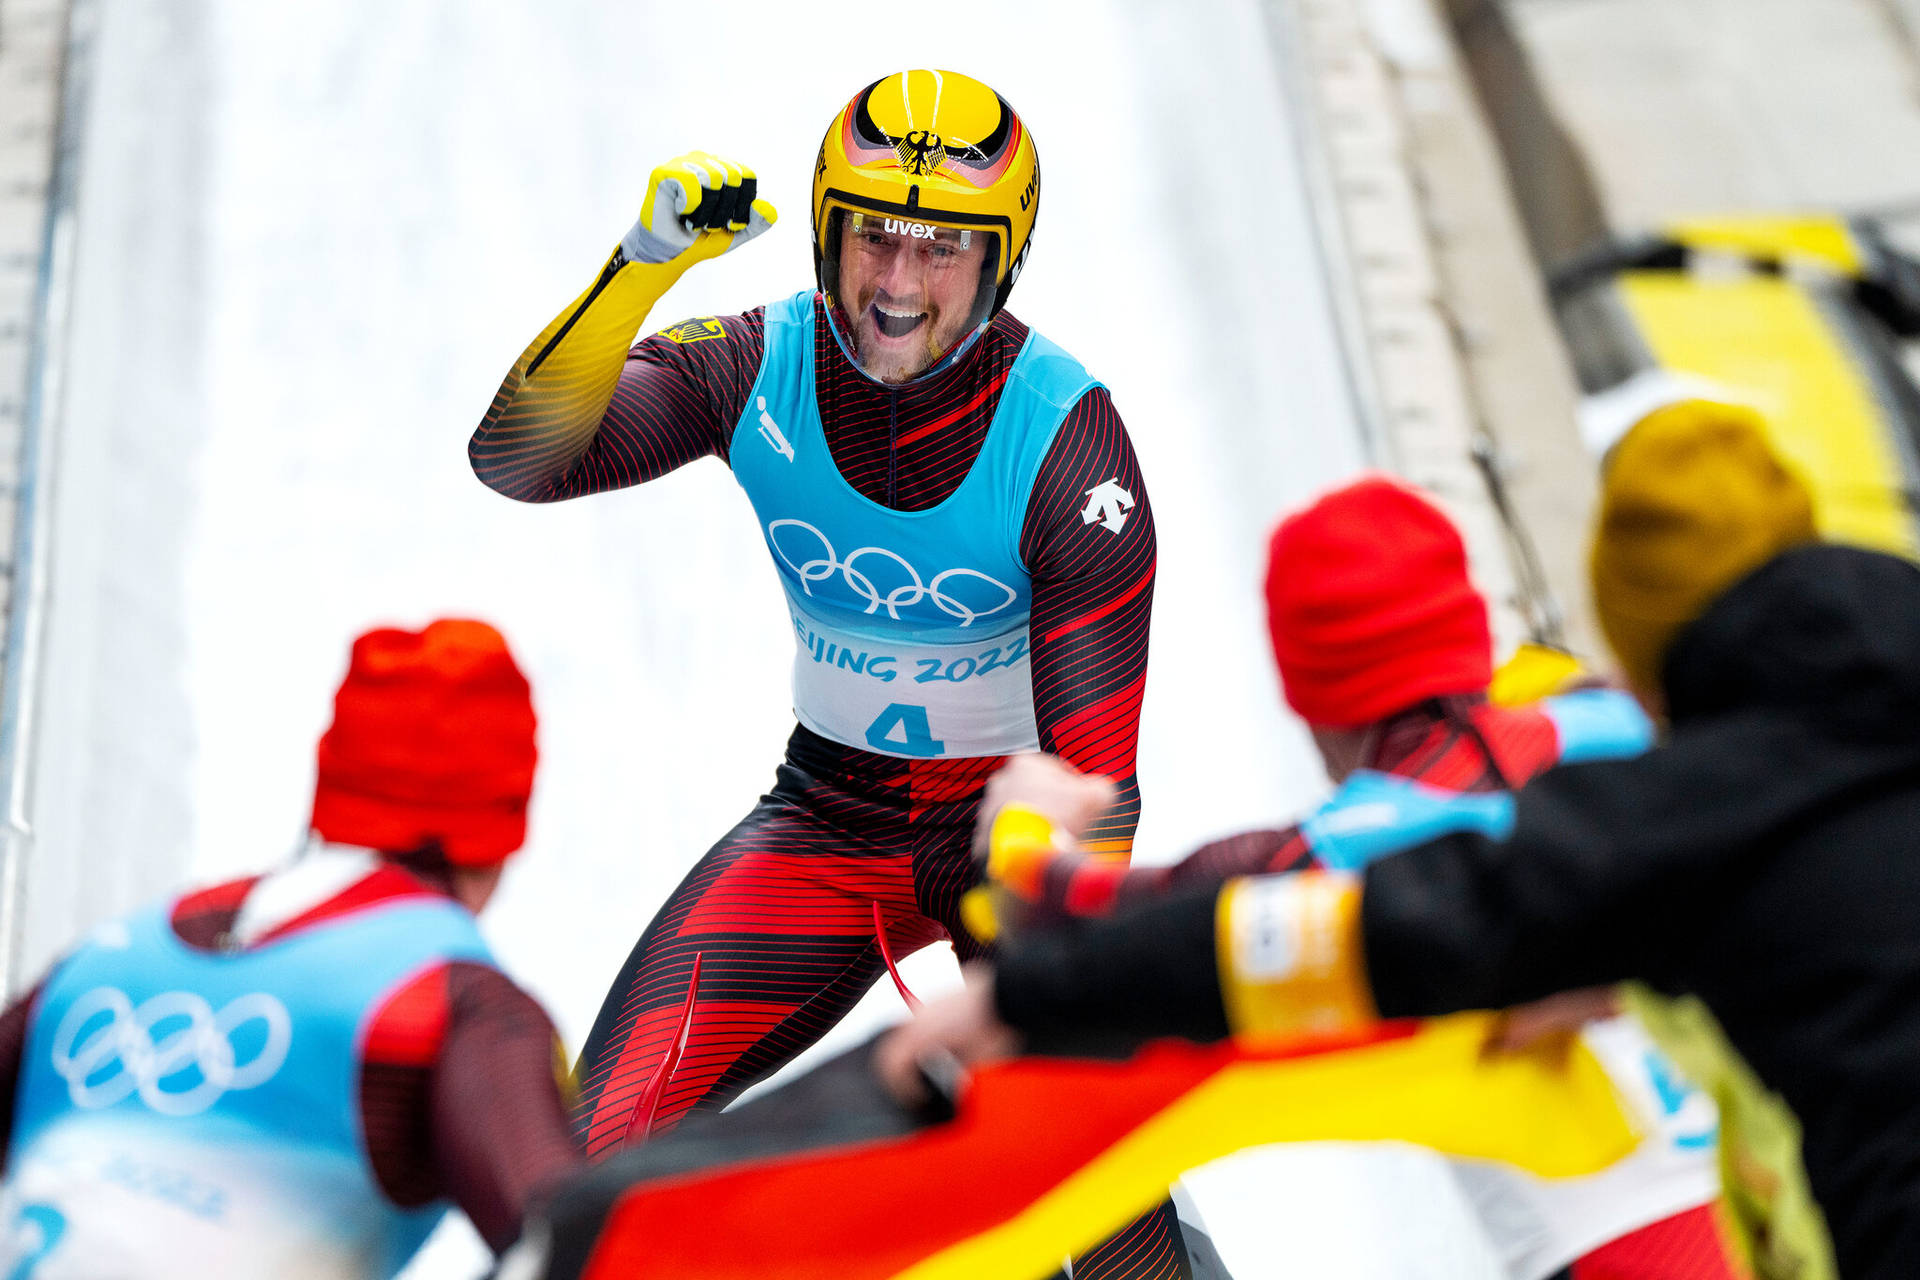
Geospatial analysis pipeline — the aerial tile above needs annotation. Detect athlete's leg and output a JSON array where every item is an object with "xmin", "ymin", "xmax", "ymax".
[
  {"xmin": 1073, "ymin": 1200, "xmax": 1193, "ymax": 1279},
  {"xmin": 570, "ymin": 767, "xmax": 928, "ymax": 1157}
]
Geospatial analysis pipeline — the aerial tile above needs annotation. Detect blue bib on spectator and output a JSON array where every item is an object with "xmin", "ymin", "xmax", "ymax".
[{"xmin": 8, "ymin": 896, "xmax": 493, "ymax": 1279}]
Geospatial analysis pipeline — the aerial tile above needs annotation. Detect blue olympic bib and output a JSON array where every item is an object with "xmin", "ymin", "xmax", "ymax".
[
  {"xmin": 8, "ymin": 896, "xmax": 494, "ymax": 1279},
  {"xmin": 729, "ymin": 291, "xmax": 1103, "ymax": 758}
]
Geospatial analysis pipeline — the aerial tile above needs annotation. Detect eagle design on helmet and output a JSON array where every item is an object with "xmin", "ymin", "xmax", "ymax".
[{"xmin": 812, "ymin": 69, "xmax": 1042, "ymax": 335}]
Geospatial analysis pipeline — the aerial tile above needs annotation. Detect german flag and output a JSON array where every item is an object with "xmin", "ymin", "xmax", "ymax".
[{"xmin": 520, "ymin": 1013, "xmax": 1639, "ymax": 1280}]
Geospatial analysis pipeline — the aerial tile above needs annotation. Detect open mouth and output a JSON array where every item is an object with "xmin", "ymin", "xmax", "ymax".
[{"xmin": 870, "ymin": 302, "xmax": 928, "ymax": 340}]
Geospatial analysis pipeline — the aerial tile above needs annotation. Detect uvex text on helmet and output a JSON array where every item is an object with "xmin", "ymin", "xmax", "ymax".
[{"xmin": 812, "ymin": 69, "xmax": 1040, "ymax": 342}]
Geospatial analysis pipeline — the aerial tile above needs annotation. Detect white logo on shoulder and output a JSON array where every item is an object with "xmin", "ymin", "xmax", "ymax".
[
  {"xmin": 50, "ymin": 987, "xmax": 293, "ymax": 1117},
  {"xmin": 1080, "ymin": 478, "xmax": 1136, "ymax": 535},
  {"xmin": 757, "ymin": 397, "xmax": 795, "ymax": 462},
  {"xmin": 767, "ymin": 519, "xmax": 1017, "ymax": 627}
]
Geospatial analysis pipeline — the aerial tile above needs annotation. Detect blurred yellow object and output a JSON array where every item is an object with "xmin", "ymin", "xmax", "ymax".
[
  {"xmin": 984, "ymin": 806, "xmax": 1063, "ymax": 898},
  {"xmin": 1615, "ymin": 273, "xmax": 1915, "ymax": 556},
  {"xmin": 963, "ymin": 804, "xmax": 1071, "ymax": 946},
  {"xmin": 1663, "ymin": 213, "xmax": 1863, "ymax": 276},
  {"xmin": 959, "ymin": 886, "xmax": 1001, "ymax": 946},
  {"xmin": 1215, "ymin": 872, "xmax": 1374, "ymax": 1040},
  {"xmin": 1489, "ymin": 643, "xmax": 1586, "ymax": 707}
]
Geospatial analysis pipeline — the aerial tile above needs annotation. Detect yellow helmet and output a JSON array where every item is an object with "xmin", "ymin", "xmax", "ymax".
[{"xmin": 812, "ymin": 70, "xmax": 1040, "ymax": 338}]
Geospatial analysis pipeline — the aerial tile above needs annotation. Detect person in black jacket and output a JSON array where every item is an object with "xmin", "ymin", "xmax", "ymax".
[{"xmin": 883, "ymin": 402, "xmax": 1920, "ymax": 1278}]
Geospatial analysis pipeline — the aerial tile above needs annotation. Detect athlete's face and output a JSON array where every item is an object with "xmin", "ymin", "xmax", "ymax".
[{"xmin": 838, "ymin": 214, "xmax": 990, "ymax": 384}]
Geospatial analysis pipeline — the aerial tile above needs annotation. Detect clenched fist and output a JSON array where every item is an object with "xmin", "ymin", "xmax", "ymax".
[{"xmin": 620, "ymin": 151, "xmax": 777, "ymax": 267}]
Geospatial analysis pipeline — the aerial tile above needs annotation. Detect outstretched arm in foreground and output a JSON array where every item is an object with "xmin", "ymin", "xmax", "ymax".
[{"xmin": 889, "ymin": 743, "xmax": 1739, "ymax": 1098}]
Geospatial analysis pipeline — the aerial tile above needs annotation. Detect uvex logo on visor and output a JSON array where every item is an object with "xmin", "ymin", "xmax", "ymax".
[
  {"xmin": 885, "ymin": 219, "xmax": 944, "ymax": 240},
  {"xmin": 853, "ymin": 212, "xmax": 973, "ymax": 250}
]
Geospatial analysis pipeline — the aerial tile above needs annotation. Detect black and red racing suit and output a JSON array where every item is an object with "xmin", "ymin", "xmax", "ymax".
[{"xmin": 472, "ymin": 294, "xmax": 1182, "ymax": 1277}]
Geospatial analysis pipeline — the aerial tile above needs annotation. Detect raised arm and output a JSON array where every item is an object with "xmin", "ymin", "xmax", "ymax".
[
  {"xmin": 468, "ymin": 153, "xmax": 775, "ymax": 503},
  {"xmin": 1020, "ymin": 388, "xmax": 1156, "ymax": 858}
]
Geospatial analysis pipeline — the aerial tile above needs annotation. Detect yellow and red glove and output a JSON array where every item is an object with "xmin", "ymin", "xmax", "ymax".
[{"xmin": 963, "ymin": 805, "xmax": 1135, "ymax": 944}]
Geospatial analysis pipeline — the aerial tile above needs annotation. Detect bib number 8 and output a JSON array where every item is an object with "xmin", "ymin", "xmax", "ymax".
[{"xmin": 864, "ymin": 703, "xmax": 947, "ymax": 758}]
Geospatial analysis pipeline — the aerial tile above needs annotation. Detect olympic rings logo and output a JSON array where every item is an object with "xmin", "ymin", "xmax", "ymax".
[
  {"xmin": 767, "ymin": 519, "xmax": 1017, "ymax": 627},
  {"xmin": 49, "ymin": 987, "xmax": 293, "ymax": 1117}
]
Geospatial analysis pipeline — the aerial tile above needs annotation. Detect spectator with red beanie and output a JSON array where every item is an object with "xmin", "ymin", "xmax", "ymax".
[
  {"xmin": 1267, "ymin": 473, "xmax": 1500, "ymax": 773},
  {"xmin": 944, "ymin": 475, "xmax": 1739, "ymax": 1279},
  {"xmin": 0, "ymin": 619, "xmax": 580, "ymax": 1280},
  {"xmin": 898, "ymin": 408, "xmax": 1914, "ymax": 1276},
  {"xmin": 975, "ymin": 475, "xmax": 1647, "ymax": 921}
]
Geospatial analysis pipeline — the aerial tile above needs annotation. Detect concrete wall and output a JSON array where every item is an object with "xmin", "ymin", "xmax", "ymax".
[
  {"xmin": 1279, "ymin": 0, "xmax": 1599, "ymax": 657},
  {"xmin": 1500, "ymin": 0, "xmax": 1920, "ymax": 241}
]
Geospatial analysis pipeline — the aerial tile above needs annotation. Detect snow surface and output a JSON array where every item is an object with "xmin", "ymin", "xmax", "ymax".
[{"xmin": 37, "ymin": 1, "xmax": 1502, "ymax": 1274}]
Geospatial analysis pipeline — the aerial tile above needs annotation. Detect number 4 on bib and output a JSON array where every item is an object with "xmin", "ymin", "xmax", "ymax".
[{"xmin": 864, "ymin": 703, "xmax": 947, "ymax": 758}]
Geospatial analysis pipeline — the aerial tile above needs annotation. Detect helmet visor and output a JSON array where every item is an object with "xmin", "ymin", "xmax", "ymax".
[{"xmin": 822, "ymin": 207, "xmax": 1002, "ymax": 383}]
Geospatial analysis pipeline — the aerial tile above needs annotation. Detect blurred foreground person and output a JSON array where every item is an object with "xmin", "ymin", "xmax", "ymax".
[
  {"xmin": 973, "ymin": 474, "xmax": 1648, "ymax": 915},
  {"xmin": 968, "ymin": 474, "xmax": 1736, "ymax": 1280},
  {"xmin": 0, "ymin": 621, "xmax": 579, "ymax": 1278},
  {"xmin": 888, "ymin": 405, "xmax": 1920, "ymax": 1278}
]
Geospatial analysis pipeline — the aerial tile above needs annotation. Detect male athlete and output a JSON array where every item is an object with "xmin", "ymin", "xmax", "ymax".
[{"xmin": 470, "ymin": 70, "xmax": 1176, "ymax": 1275}]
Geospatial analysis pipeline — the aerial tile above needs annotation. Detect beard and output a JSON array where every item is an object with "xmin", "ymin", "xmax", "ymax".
[{"xmin": 844, "ymin": 292, "xmax": 974, "ymax": 384}]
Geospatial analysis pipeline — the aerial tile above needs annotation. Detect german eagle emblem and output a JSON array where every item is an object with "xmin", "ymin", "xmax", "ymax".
[{"xmin": 894, "ymin": 130, "xmax": 947, "ymax": 177}]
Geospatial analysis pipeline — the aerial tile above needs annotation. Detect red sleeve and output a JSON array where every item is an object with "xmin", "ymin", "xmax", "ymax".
[
  {"xmin": 1019, "ymin": 387, "xmax": 1154, "ymax": 856},
  {"xmin": 0, "ymin": 979, "xmax": 46, "ymax": 1166},
  {"xmin": 430, "ymin": 964, "xmax": 580, "ymax": 1249},
  {"xmin": 359, "ymin": 962, "xmax": 579, "ymax": 1251},
  {"xmin": 1164, "ymin": 826, "xmax": 1318, "ymax": 886},
  {"xmin": 467, "ymin": 309, "xmax": 766, "ymax": 503},
  {"xmin": 1032, "ymin": 826, "xmax": 1313, "ymax": 921}
]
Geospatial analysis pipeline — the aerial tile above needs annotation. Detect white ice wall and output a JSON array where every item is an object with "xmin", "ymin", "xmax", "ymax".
[{"xmin": 19, "ymin": 0, "xmax": 209, "ymax": 983}]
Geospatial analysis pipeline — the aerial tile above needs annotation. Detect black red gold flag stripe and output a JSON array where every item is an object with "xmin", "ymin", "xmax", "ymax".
[{"xmin": 524, "ymin": 1013, "xmax": 1638, "ymax": 1280}]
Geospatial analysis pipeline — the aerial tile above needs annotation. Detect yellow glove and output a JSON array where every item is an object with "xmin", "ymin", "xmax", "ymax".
[
  {"xmin": 510, "ymin": 151, "xmax": 776, "ymax": 387},
  {"xmin": 619, "ymin": 150, "xmax": 777, "ymax": 267},
  {"xmin": 961, "ymin": 805, "xmax": 1071, "ymax": 945}
]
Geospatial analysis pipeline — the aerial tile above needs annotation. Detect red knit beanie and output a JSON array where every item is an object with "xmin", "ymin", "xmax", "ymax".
[
  {"xmin": 1264, "ymin": 475, "xmax": 1492, "ymax": 726},
  {"xmin": 309, "ymin": 619, "xmax": 538, "ymax": 866}
]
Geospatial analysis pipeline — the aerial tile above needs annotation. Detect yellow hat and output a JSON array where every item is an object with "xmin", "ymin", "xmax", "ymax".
[{"xmin": 1589, "ymin": 400, "xmax": 1817, "ymax": 694}]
